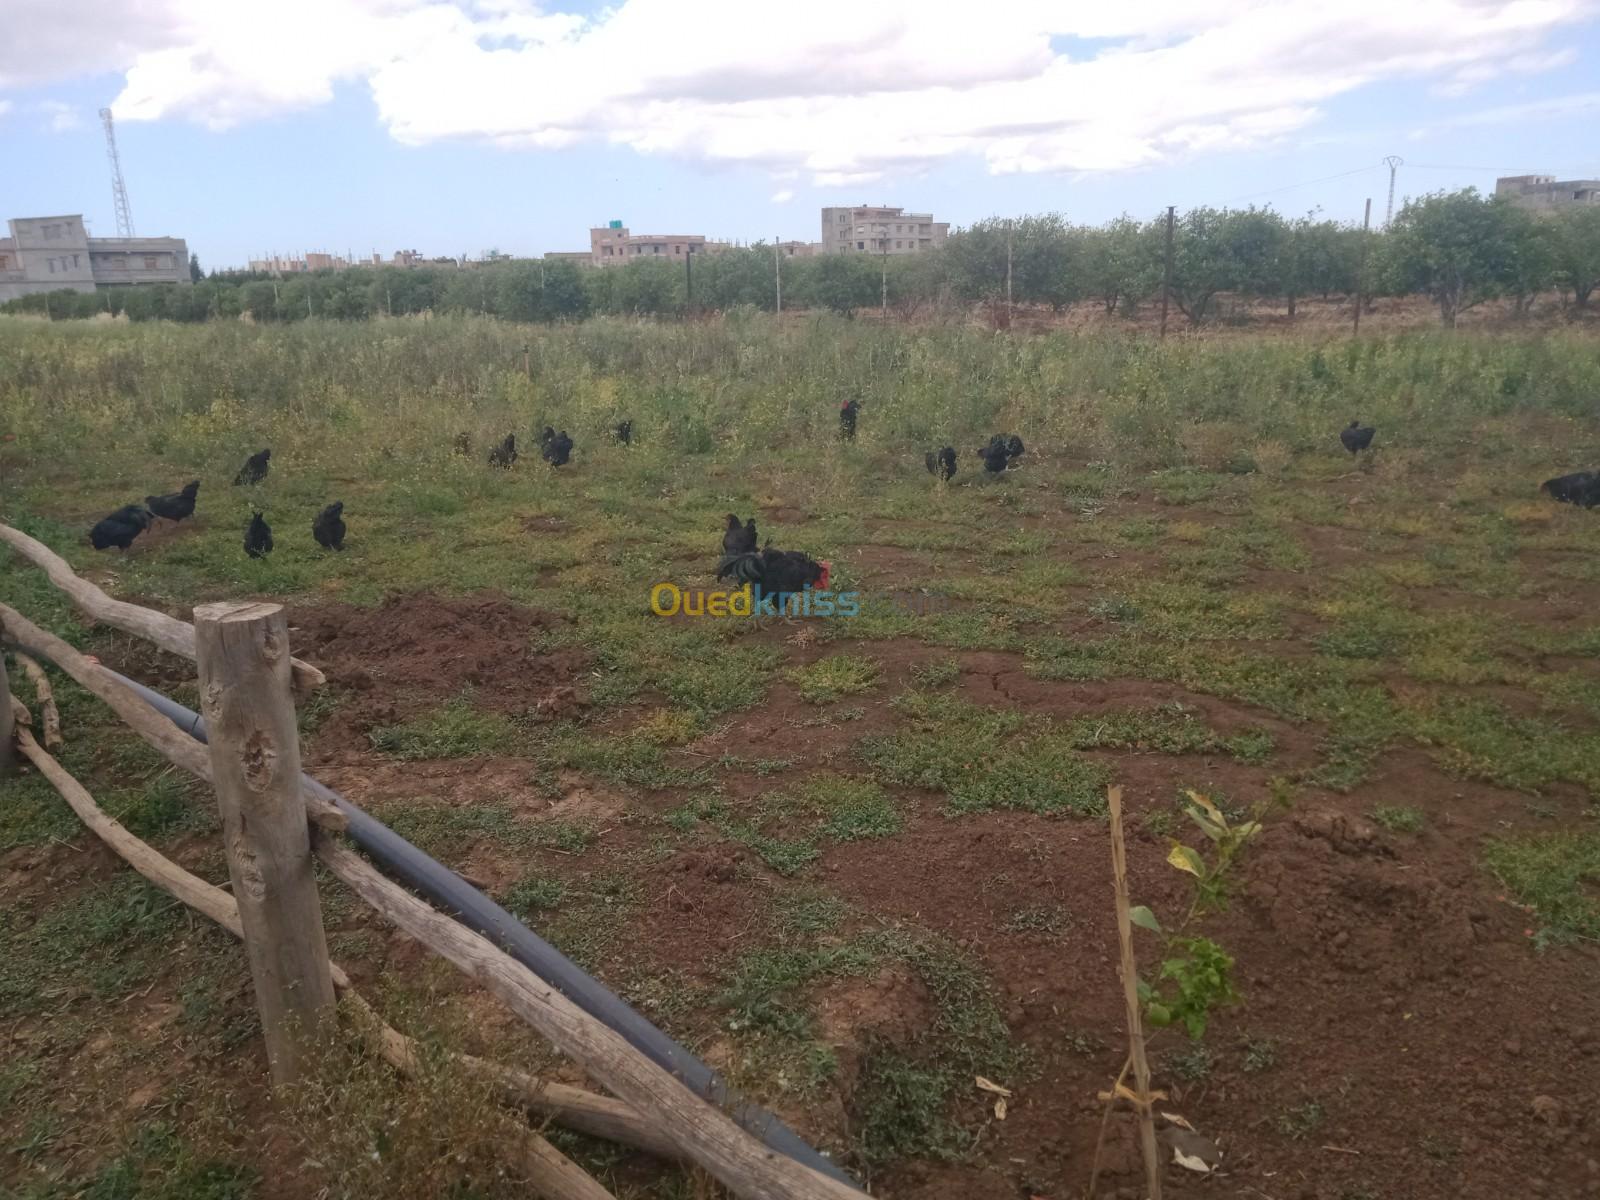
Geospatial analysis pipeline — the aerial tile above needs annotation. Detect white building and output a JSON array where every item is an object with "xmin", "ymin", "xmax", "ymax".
[{"xmin": 820, "ymin": 205, "xmax": 948, "ymax": 255}]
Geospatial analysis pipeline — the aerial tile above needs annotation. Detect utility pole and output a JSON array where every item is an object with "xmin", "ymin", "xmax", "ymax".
[
  {"xmin": 774, "ymin": 238, "xmax": 782, "ymax": 315},
  {"xmin": 880, "ymin": 224, "xmax": 889, "ymax": 320},
  {"xmin": 1159, "ymin": 206, "xmax": 1175, "ymax": 339},
  {"xmin": 1354, "ymin": 198, "xmax": 1372, "ymax": 336},
  {"xmin": 1383, "ymin": 156, "xmax": 1403, "ymax": 227},
  {"xmin": 1005, "ymin": 220, "xmax": 1014, "ymax": 328}
]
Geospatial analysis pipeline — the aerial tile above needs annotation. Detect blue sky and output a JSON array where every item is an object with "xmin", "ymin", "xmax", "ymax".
[{"xmin": 2, "ymin": 0, "xmax": 1597, "ymax": 268}]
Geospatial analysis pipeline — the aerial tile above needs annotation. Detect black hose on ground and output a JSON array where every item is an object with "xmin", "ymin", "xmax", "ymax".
[{"xmin": 4, "ymin": 638, "xmax": 860, "ymax": 1190}]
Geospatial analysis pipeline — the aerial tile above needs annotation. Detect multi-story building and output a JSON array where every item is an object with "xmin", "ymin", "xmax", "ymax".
[
  {"xmin": 776, "ymin": 240, "xmax": 820, "ymax": 258},
  {"xmin": 0, "ymin": 214, "xmax": 189, "ymax": 301},
  {"xmin": 820, "ymin": 206, "xmax": 948, "ymax": 255},
  {"xmin": 587, "ymin": 222, "xmax": 730, "ymax": 267},
  {"xmin": 1496, "ymin": 175, "xmax": 1600, "ymax": 215}
]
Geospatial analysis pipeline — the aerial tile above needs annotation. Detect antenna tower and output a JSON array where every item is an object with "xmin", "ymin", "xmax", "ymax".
[
  {"xmin": 1382, "ymin": 156, "xmax": 1403, "ymax": 227},
  {"xmin": 99, "ymin": 107, "xmax": 135, "ymax": 238}
]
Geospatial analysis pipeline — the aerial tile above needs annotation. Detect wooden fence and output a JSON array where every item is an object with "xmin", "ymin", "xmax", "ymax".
[{"xmin": 0, "ymin": 521, "xmax": 863, "ymax": 1200}]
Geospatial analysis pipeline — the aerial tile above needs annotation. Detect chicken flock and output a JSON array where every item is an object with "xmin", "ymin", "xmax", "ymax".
[{"xmin": 83, "ymin": 408, "xmax": 1600, "ymax": 574}]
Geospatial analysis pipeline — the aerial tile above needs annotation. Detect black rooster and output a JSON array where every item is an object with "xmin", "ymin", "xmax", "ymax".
[
  {"xmin": 244, "ymin": 512, "xmax": 273, "ymax": 558},
  {"xmin": 543, "ymin": 430, "xmax": 574, "ymax": 467},
  {"xmin": 146, "ymin": 480, "xmax": 199, "ymax": 523},
  {"xmin": 1340, "ymin": 421, "xmax": 1376, "ymax": 454},
  {"xmin": 488, "ymin": 434, "xmax": 518, "ymax": 468},
  {"xmin": 233, "ymin": 448, "xmax": 271, "ymax": 486},
  {"xmin": 723, "ymin": 514, "xmax": 758, "ymax": 557},
  {"xmin": 1542, "ymin": 471, "xmax": 1600, "ymax": 508},
  {"xmin": 839, "ymin": 399, "xmax": 859, "ymax": 442},
  {"xmin": 925, "ymin": 447, "xmax": 957, "ymax": 480},
  {"xmin": 313, "ymin": 501, "xmax": 346, "ymax": 550},
  {"xmin": 539, "ymin": 425, "xmax": 556, "ymax": 451},
  {"xmin": 717, "ymin": 545, "xmax": 831, "ymax": 607},
  {"xmin": 612, "ymin": 420, "xmax": 633, "ymax": 446},
  {"xmin": 1004, "ymin": 434, "xmax": 1025, "ymax": 465},
  {"xmin": 977, "ymin": 434, "xmax": 1024, "ymax": 475},
  {"xmin": 90, "ymin": 504, "xmax": 152, "ymax": 551}
]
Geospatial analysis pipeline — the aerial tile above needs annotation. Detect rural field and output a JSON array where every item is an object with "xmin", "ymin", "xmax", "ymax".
[{"xmin": 3, "ymin": 313, "xmax": 1600, "ymax": 1200}]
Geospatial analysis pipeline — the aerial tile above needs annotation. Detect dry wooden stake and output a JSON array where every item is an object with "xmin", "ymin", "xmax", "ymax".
[
  {"xmin": 194, "ymin": 601, "xmax": 337, "ymax": 1085},
  {"xmin": 16, "ymin": 652, "xmax": 62, "ymax": 748},
  {"xmin": 0, "ymin": 647, "xmax": 15, "ymax": 778},
  {"xmin": 1108, "ymin": 785, "xmax": 1162, "ymax": 1200}
]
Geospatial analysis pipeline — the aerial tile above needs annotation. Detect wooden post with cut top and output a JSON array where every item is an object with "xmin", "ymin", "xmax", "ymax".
[
  {"xmin": 194, "ymin": 600, "xmax": 335, "ymax": 1085},
  {"xmin": 0, "ymin": 649, "xmax": 15, "ymax": 778},
  {"xmin": 1159, "ymin": 205, "xmax": 1176, "ymax": 339}
]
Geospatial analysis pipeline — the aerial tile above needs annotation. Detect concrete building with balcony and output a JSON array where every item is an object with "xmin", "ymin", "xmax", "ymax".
[
  {"xmin": 820, "ymin": 206, "xmax": 948, "ymax": 255},
  {"xmin": 1496, "ymin": 175, "xmax": 1600, "ymax": 215},
  {"xmin": 0, "ymin": 214, "xmax": 189, "ymax": 301},
  {"xmin": 587, "ymin": 222, "xmax": 731, "ymax": 267}
]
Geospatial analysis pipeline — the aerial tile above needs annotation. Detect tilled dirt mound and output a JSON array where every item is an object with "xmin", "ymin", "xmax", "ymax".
[{"xmin": 290, "ymin": 591, "xmax": 587, "ymax": 732}]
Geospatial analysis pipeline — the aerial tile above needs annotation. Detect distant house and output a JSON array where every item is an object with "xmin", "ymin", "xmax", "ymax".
[
  {"xmin": 1495, "ymin": 175, "xmax": 1600, "ymax": 215},
  {"xmin": 0, "ymin": 214, "xmax": 189, "ymax": 301}
]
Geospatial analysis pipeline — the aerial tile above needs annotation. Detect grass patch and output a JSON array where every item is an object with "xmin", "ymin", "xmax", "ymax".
[
  {"xmin": 1369, "ymin": 805, "xmax": 1425, "ymax": 833},
  {"xmin": 1483, "ymin": 830, "xmax": 1600, "ymax": 945},
  {"xmin": 785, "ymin": 654, "xmax": 883, "ymax": 705},
  {"xmin": 859, "ymin": 692, "xmax": 1109, "ymax": 817},
  {"xmin": 368, "ymin": 696, "xmax": 519, "ymax": 759},
  {"xmin": 1064, "ymin": 703, "xmax": 1275, "ymax": 763},
  {"xmin": 911, "ymin": 658, "xmax": 962, "ymax": 688},
  {"xmin": 797, "ymin": 774, "xmax": 903, "ymax": 841}
]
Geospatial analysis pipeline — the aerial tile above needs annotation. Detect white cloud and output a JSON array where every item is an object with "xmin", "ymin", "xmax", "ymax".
[
  {"xmin": 0, "ymin": 99, "xmax": 12, "ymax": 117},
  {"xmin": 1, "ymin": 0, "xmax": 1595, "ymax": 182},
  {"xmin": 33, "ymin": 100, "xmax": 83, "ymax": 132},
  {"xmin": 770, "ymin": 189, "xmax": 795, "ymax": 204},
  {"xmin": 1409, "ymin": 90, "xmax": 1600, "ymax": 138}
]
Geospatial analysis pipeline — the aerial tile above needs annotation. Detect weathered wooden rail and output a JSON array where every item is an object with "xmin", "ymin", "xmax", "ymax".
[{"xmin": 0, "ymin": 520, "xmax": 863, "ymax": 1200}]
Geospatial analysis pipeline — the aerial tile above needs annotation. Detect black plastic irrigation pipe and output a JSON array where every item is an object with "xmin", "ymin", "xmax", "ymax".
[{"xmin": 6, "ymin": 638, "xmax": 861, "ymax": 1192}]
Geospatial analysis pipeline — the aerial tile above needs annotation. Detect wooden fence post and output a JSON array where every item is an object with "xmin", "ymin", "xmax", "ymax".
[
  {"xmin": 194, "ymin": 601, "xmax": 335, "ymax": 1085},
  {"xmin": 0, "ymin": 650, "xmax": 16, "ymax": 777}
]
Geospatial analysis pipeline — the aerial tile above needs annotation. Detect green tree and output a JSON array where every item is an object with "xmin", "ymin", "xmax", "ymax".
[
  {"xmin": 1164, "ymin": 207, "xmax": 1235, "ymax": 325},
  {"xmin": 188, "ymin": 253, "xmax": 203, "ymax": 283},
  {"xmin": 795, "ymin": 253, "xmax": 879, "ymax": 315},
  {"xmin": 1380, "ymin": 188, "xmax": 1530, "ymax": 327},
  {"xmin": 1081, "ymin": 216, "xmax": 1161, "ymax": 314},
  {"xmin": 1549, "ymin": 206, "xmax": 1600, "ymax": 310}
]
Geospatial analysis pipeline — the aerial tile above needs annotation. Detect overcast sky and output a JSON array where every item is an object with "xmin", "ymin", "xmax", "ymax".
[{"xmin": 3, "ymin": 0, "xmax": 1598, "ymax": 267}]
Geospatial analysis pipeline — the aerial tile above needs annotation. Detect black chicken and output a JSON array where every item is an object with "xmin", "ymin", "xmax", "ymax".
[
  {"xmin": 723, "ymin": 514, "xmax": 758, "ymax": 556},
  {"xmin": 244, "ymin": 512, "xmax": 273, "ymax": 558},
  {"xmin": 543, "ymin": 430, "xmax": 574, "ymax": 467},
  {"xmin": 839, "ymin": 399, "xmax": 859, "ymax": 442},
  {"xmin": 717, "ymin": 545, "xmax": 831, "ymax": 608},
  {"xmin": 925, "ymin": 447, "xmax": 958, "ymax": 480},
  {"xmin": 539, "ymin": 425, "xmax": 556, "ymax": 450},
  {"xmin": 313, "ymin": 501, "xmax": 346, "ymax": 550},
  {"xmin": 1340, "ymin": 421, "xmax": 1376, "ymax": 454},
  {"xmin": 1541, "ymin": 471, "xmax": 1600, "ymax": 508},
  {"xmin": 146, "ymin": 480, "xmax": 200, "ymax": 523},
  {"xmin": 90, "ymin": 504, "xmax": 152, "ymax": 551},
  {"xmin": 1004, "ymin": 434, "xmax": 1025, "ymax": 465},
  {"xmin": 488, "ymin": 434, "xmax": 518, "ymax": 468},
  {"xmin": 612, "ymin": 420, "xmax": 633, "ymax": 446},
  {"xmin": 233, "ymin": 448, "xmax": 271, "ymax": 486},
  {"xmin": 977, "ymin": 434, "xmax": 1023, "ymax": 475}
]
